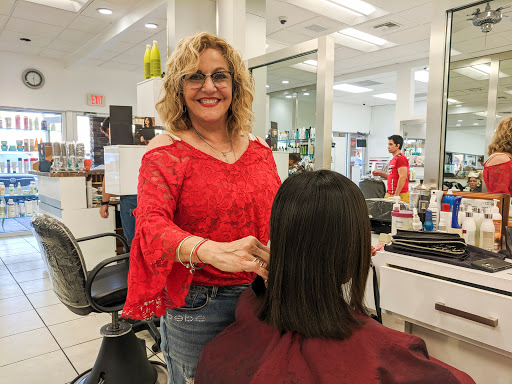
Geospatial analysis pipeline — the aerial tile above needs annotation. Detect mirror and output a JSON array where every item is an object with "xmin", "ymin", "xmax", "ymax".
[{"xmin": 443, "ymin": 0, "xmax": 512, "ymax": 191}]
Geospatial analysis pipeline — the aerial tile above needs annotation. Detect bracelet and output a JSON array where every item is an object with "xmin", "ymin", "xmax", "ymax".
[
  {"xmin": 194, "ymin": 238, "xmax": 209, "ymax": 263},
  {"xmin": 189, "ymin": 239, "xmax": 208, "ymax": 274},
  {"xmin": 101, "ymin": 201, "xmax": 110, "ymax": 206},
  {"xmin": 176, "ymin": 235, "xmax": 194, "ymax": 268}
]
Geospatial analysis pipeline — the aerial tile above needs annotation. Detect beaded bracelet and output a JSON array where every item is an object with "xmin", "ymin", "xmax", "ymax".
[{"xmin": 189, "ymin": 239, "xmax": 208, "ymax": 274}]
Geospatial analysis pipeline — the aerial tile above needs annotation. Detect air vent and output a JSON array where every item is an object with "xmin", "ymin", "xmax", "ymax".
[
  {"xmin": 372, "ymin": 22, "xmax": 401, "ymax": 31},
  {"xmin": 468, "ymin": 87, "xmax": 485, "ymax": 92},
  {"xmin": 497, "ymin": 96, "xmax": 507, "ymax": 100},
  {"xmin": 351, "ymin": 80, "xmax": 382, "ymax": 87},
  {"xmin": 305, "ymin": 24, "xmax": 329, "ymax": 33}
]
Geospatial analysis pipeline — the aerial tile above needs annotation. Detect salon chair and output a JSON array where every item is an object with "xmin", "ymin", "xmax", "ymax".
[{"xmin": 30, "ymin": 214, "xmax": 166, "ymax": 384}]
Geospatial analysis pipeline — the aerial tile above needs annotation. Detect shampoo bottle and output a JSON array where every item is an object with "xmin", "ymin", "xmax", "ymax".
[
  {"xmin": 150, "ymin": 40, "xmax": 161, "ymax": 78},
  {"xmin": 479, "ymin": 212, "xmax": 495, "ymax": 252},
  {"xmin": 491, "ymin": 199, "xmax": 502, "ymax": 252},
  {"xmin": 450, "ymin": 196, "xmax": 462, "ymax": 236},
  {"xmin": 144, "ymin": 44, "xmax": 151, "ymax": 80},
  {"xmin": 472, "ymin": 207, "xmax": 483, "ymax": 247},
  {"xmin": 423, "ymin": 209, "xmax": 434, "ymax": 231},
  {"xmin": 462, "ymin": 211, "xmax": 476, "ymax": 246},
  {"xmin": 429, "ymin": 194, "xmax": 439, "ymax": 230},
  {"xmin": 412, "ymin": 208, "xmax": 423, "ymax": 231},
  {"xmin": 438, "ymin": 203, "xmax": 451, "ymax": 232}
]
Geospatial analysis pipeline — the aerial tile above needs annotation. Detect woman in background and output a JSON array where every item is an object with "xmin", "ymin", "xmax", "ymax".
[
  {"xmin": 484, "ymin": 117, "xmax": 512, "ymax": 194},
  {"xmin": 466, "ymin": 171, "xmax": 482, "ymax": 193},
  {"xmin": 196, "ymin": 170, "xmax": 475, "ymax": 384}
]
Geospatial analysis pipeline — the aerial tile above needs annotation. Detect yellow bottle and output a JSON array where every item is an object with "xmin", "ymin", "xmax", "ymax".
[
  {"xmin": 144, "ymin": 44, "xmax": 151, "ymax": 80},
  {"xmin": 150, "ymin": 40, "xmax": 161, "ymax": 78}
]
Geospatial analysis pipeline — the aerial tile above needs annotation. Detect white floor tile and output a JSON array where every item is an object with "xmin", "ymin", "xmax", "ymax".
[
  {"xmin": 11, "ymin": 268, "xmax": 48, "ymax": 283},
  {"xmin": 1, "ymin": 253, "xmax": 41, "ymax": 265},
  {"xmin": 0, "ymin": 274, "xmax": 17, "ymax": 287},
  {"xmin": 0, "ymin": 350, "xmax": 77, "ymax": 384},
  {"xmin": 0, "ymin": 283, "xmax": 25, "ymax": 300},
  {"xmin": 0, "ymin": 295, "xmax": 33, "ymax": 316},
  {"xmin": 0, "ymin": 327, "xmax": 60, "ymax": 366},
  {"xmin": 49, "ymin": 313, "xmax": 110, "ymax": 348},
  {"xmin": 5, "ymin": 260, "xmax": 45, "ymax": 273},
  {"xmin": 0, "ymin": 237, "xmax": 27, "ymax": 246},
  {"xmin": 18, "ymin": 277, "xmax": 52, "ymax": 294},
  {"xmin": 37, "ymin": 303, "xmax": 84, "ymax": 326},
  {"xmin": 0, "ymin": 246, "xmax": 39, "ymax": 257},
  {"xmin": 63, "ymin": 338, "xmax": 103, "ymax": 374},
  {"xmin": 0, "ymin": 310, "xmax": 45, "ymax": 338},
  {"xmin": 1, "ymin": 242, "xmax": 37, "ymax": 252},
  {"xmin": 0, "ymin": 264, "xmax": 11, "ymax": 276},
  {"xmin": 26, "ymin": 290, "xmax": 61, "ymax": 309}
]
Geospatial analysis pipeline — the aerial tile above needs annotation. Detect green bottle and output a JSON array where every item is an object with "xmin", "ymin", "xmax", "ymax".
[
  {"xmin": 144, "ymin": 44, "xmax": 151, "ymax": 80},
  {"xmin": 150, "ymin": 40, "xmax": 161, "ymax": 78}
]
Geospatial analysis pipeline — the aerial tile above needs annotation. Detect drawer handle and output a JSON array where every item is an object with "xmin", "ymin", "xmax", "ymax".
[{"xmin": 435, "ymin": 302, "xmax": 498, "ymax": 328}]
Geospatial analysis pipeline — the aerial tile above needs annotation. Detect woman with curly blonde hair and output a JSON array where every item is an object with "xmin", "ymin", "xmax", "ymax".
[
  {"xmin": 483, "ymin": 116, "xmax": 512, "ymax": 194},
  {"xmin": 122, "ymin": 32, "xmax": 281, "ymax": 383}
]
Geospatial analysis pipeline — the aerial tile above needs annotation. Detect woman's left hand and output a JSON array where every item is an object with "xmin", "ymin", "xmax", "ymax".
[{"xmin": 197, "ymin": 236, "xmax": 270, "ymax": 279}]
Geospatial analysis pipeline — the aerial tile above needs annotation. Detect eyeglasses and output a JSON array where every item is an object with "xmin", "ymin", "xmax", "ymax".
[{"xmin": 183, "ymin": 71, "xmax": 234, "ymax": 89}]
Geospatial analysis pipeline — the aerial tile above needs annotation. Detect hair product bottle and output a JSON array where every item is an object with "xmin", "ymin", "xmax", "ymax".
[
  {"xmin": 491, "ymin": 199, "xmax": 502, "ymax": 252},
  {"xmin": 479, "ymin": 212, "xmax": 495, "ymax": 252},
  {"xmin": 462, "ymin": 211, "xmax": 476, "ymax": 246},
  {"xmin": 150, "ymin": 40, "xmax": 161, "ymax": 78},
  {"xmin": 144, "ymin": 44, "xmax": 151, "ymax": 80}
]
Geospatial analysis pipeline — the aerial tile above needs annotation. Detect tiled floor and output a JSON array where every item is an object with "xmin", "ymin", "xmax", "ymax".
[{"xmin": 0, "ymin": 234, "xmax": 165, "ymax": 384}]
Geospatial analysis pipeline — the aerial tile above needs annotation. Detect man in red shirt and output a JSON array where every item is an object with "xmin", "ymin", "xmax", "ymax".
[{"xmin": 372, "ymin": 135, "xmax": 410, "ymax": 203}]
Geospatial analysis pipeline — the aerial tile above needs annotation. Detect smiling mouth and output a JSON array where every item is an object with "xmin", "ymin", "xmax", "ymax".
[{"xmin": 198, "ymin": 99, "xmax": 220, "ymax": 104}]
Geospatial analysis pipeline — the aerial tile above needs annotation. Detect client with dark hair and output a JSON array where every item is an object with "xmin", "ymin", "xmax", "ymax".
[{"xmin": 195, "ymin": 170, "xmax": 475, "ymax": 384}]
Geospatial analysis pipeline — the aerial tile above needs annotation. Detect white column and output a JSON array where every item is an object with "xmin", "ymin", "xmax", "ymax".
[
  {"xmin": 395, "ymin": 65, "xmax": 414, "ymax": 134},
  {"xmin": 166, "ymin": 0, "xmax": 217, "ymax": 55},
  {"xmin": 217, "ymin": 0, "xmax": 246, "ymax": 57}
]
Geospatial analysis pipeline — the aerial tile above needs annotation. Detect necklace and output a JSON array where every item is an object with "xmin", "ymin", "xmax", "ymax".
[{"xmin": 193, "ymin": 127, "xmax": 235, "ymax": 162}]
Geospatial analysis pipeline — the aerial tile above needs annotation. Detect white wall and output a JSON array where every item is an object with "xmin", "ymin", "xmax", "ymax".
[
  {"xmin": 445, "ymin": 130, "xmax": 485, "ymax": 155},
  {"xmin": 368, "ymin": 104, "xmax": 396, "ymax": 159},
  {"xmin": 332, "ymin": 102, "xmax": 372, "ymax": 133},
  {"xmin": 269, "ymin": 97, "xmax": 293, "ymax": 133},
  {"xmin": 0, "ymin": 52, "xmax": 140, "ymax": 114}
]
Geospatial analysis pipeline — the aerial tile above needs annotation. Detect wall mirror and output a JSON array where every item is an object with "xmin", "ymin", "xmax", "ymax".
[{"xmin": 442, "ymin": 0, "xmax": 512, "ymax": 191}]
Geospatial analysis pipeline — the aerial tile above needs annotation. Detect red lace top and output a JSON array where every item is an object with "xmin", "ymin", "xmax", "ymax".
[
  {"xmin": 483, "ymin": 155, "xmax": 512, "ymax": 195},
  {"xmin": 122, "ymin": 134, "xmax": 281, "ymax": 320}
]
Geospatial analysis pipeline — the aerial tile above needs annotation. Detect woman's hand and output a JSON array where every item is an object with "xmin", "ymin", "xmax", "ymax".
[{"xmin": 198, "ymin": 236, "xmax": 270, "ymax": 279}]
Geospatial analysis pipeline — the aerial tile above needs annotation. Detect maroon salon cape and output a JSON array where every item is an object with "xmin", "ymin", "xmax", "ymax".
[{"xmin": 196, "ymin": 288, "xmax": 475, "ymax": 384}]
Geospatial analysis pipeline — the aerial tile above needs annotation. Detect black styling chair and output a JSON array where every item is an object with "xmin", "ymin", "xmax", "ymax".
[{"xmin": 30, "ymin": 214, "xmax": 166, "ymax": 384}]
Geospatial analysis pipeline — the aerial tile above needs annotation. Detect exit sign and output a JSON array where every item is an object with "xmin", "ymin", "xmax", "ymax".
[{"xmin": 87, "ymin": 94, "xmax": 105, "ymax": 106}]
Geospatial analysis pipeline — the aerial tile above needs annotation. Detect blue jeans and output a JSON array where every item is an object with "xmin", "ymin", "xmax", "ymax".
[
  {"xmin": 160, "ymin": 284, "xmax": 250, "ymax": 384},
  {"xmin": 119, "ymin": 195, "xmax": 137, "ymax": 244}
]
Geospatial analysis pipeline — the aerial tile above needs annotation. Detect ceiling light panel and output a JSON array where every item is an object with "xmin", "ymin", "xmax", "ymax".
[
  {"xmin": 323, "ymin": 0, "xmax": 375, "ymax": 16},
  {"xmin": 338, "ymin": 28, "xmax": 387, "ymax": 46},
  {"xmin": 334, "ymin": 84, "xmax": 373, "ymax": 93},
  {"xmin": 373, "ymin": 93, "xmax": 397, "ymax": 100},
  {"xmin": 414, "ymin": 70, "xmax": 429, "ymax": 83}
]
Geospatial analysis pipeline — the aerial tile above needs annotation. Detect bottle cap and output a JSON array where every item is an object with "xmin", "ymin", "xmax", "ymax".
[
  {"xmin": 153, "ymin": 40, "xmax": 157, "ymax": 45},
  {"xmin": 146, "ymin": 44, "xmax": 151, "ymax": 48},
  {"xmin": 465, "ymin": 211, "xmax": 473, "ymax": 217},
  {"xmin": 442, "ymin": 203, "xmax": 450, "ymax": 212},
  {"xmin": 392, "ymin": 203, "xmax": 400, "ymax": 212},
  {"xmin": 491, "ymin": 199, "xmax": 500, "ymax": 213}
]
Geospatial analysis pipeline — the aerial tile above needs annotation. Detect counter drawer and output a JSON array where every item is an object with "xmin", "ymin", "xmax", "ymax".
[{"xmin": 379, "ymin": 265, "xmax": 512, "ymax": 353}]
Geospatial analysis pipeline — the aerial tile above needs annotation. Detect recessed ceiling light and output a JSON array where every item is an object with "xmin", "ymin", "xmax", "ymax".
[
  {"xmin": 145, "ymin": 23, "xmax": 158, "ymax": 29},
  {"xmin": 414, "ymin": 70, "xmax": 429, "ymax": 83},
  {"xmin": 337, "ymin": 28, "xmax": 387, "ymax": 46},
  {"xmin": 286, "ymin": 95, "xmax": 293, "ymax": 98},
  {"xmin": 323, "ymin": 0, "xmax": 375, "ymax": 16},
  {"xmin": 20, "ymin": 38, "xmax": 31, "ymax": 42},
  {"xmin": 473, "ymin": 123, "xmax": 479, "ymax": 125},
  {"xmin": 373, "ymin": 93, "xmax": 397, "ymax": 100},
  {"xmin": 447, "ymin": 98, "xmax": 460, "ymax": 103},
  {"xmin": 457, "ymin": 119, "xmax": 463, "ymax": 122},
  {"xmin": 333, "ymin": 84, "xmax": 372, "ymax": 93},
  {"xmin": 303, "ymin": 60, "xmax": 318, "ymax": 66},
  {"xmin": 97, "ymin": 8, "xmax": 113, "ymax": 15},
  {"xmin": 303, "ymin": 92, "xmax": 310, "ymax": 96},
  {"xmin": 266, "ymin": 85, "xmax": 269, "ymax": 88},
  {"xmin": 282, "ymin": 80, "xmax": 289, "ymax": 84},
  {"xmin": 456, "ymin": 104, "xmax": 462, "ymax": 107},
  {"xmin": 456, "ymin": 124, "xmax": 461, "ymax": 127}
]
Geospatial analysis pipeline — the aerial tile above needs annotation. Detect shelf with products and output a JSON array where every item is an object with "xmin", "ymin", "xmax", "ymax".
[{"xmin": 0, "ymin": 127, "xmax": 61, "ymax": 132}]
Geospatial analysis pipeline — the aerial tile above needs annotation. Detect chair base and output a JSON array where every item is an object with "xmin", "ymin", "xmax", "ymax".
[{"xmin": 72, "ymin": 328, "xmax": 158, "ymax": 384}]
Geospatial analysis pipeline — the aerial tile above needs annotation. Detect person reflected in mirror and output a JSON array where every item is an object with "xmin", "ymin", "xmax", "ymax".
[
  {"xmin": 483, "ymin": 117, "xmax": 512, "ymax": 195},
  {"xmin": 121, "ymin": 32, "xmax": 281, "ymax": 383},
  {"xmin": 144, "ymin": 116, "xmax": 154, "ymax": 128},
  {"xmin": 288, "ymin": 153, "xmax": 304, "ymax": 175},
  {"xmin": 195, "ymin": 170, "xmax": 475, "ymax": 384},
  {"xmin": 372, "ymin": 135, "xmax": 410, "ymax": 203},
  {"xmin": 465, "ymin": 172, "xmax": 482, "ymax": 193}
]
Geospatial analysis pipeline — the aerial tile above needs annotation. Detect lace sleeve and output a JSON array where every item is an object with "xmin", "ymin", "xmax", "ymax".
[{"xmin": 484, "ymin": 164, "xmax": 512, "ymax": 194}]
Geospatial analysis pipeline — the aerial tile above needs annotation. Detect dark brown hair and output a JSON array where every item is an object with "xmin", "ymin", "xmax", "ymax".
[{"xmin": 259, "ymin": 170, "xmax": 371, "ymax": 339}]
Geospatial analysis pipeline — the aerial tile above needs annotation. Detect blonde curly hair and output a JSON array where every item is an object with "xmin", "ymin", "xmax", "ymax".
[
  {"xmin": 488, "ymin": 116, "xmax": 512, "ymax": 156},
  {"xmin": 155, "ymin": 32, "xmax": 254, "ymax": 137}
]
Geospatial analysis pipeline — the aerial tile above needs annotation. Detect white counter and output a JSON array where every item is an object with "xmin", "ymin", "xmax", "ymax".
[{"xmin": 373, "ymin": 250, "xmax": 512, "ymax": 384}]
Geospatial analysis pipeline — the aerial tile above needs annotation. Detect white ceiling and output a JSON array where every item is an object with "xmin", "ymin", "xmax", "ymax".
[{"xmin": 0, "ymin": 0, "xmax": 507, "ymax": 107}]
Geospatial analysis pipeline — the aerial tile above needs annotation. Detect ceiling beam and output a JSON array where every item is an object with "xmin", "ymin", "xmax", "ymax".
[{"xmin": 64, "ymin": 0, "xmax": 165, "ymax": 68}]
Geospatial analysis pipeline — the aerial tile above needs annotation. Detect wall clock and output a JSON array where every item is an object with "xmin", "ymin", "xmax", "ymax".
[{"xmin": 22, "ymin": 68, "xmax": 45, "ymax": 89}]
